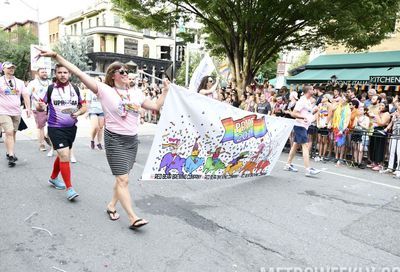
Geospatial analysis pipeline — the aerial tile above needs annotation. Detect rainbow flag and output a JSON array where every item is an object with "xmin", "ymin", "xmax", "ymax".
[{"xmin": 218, "ymin": 60, "xmax": 230, "ymax": 80}]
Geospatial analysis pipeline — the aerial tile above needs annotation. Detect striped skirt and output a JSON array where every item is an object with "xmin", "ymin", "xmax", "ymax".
[{"xmin": 104, "ymin": 129, "xmax": 138, "ymax": 176}]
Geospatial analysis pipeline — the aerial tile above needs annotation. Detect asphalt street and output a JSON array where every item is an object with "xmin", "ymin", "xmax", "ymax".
[{"xmin": 1, "ymin": 132, "xmax": 400, "ymax": 271}]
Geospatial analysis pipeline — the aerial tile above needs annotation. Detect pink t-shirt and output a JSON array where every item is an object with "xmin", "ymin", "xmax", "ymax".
[
  {"xmin": 294, "ymin": 95, "xmax": 313, "ymax": 129},
  {"xmin": 96, "ymin": 82, "xmax": 145, "ymax": 136},
  {"xmin": 0, "ymin": 76, "xmax": 27, "ymax": 116}
]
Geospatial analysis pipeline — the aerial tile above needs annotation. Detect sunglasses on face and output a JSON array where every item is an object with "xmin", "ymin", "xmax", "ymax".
[{"xmin": 114, "ymin": 69, "xmax": 128, "ymax": 75}]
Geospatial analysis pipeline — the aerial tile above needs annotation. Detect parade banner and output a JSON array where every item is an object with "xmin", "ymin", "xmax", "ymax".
[
  {"xmin": 188, "ymin": 54, "xmax": 216, "ymax": 92},
  {"xmin": 141, "ymin": 84, "xmax": 295, "ymax": 181}
]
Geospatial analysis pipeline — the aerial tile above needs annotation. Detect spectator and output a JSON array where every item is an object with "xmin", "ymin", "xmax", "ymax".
[
  {"xmin": 245, "ymin": 95, "xmax": 257, "ymax": 112},
  {"xmin": 332, "ymin": 96, "xmax": 351, "ymax": 166},
  {"xmin": 351, "ymin": 106, "xmax": 370, "ymax": 169},
  {"xmin": 256, "ymin": 94, "xmax": 272, "ymax": 115},
  {"xmin": 315, "ymin": 86, "xmax": 325, "ymax": 105},
  {"xmin": 364, "ymin": 89, "xmax": 377, "ymax": 107},
  {"xmin": 368, "ymin": 102, "xmax": 391, "ymax": 171},
  {"xmin": 386, "ymin": 101, "xmax": 400, "ymax": 176},
  {"xmin": 316, "ymin": 94, "xmax": 331, "ymax": 160},
  {"xmin": 197, "ymin": 76, "xmax": 219, "ymax": 99}
]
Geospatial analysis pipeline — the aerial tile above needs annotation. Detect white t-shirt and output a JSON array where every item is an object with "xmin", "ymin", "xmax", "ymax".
[
  {"xmin": 294, "ymin": 96, "xmax": 313, "ymax": 129},
  {"xmin": 96, "ymin": 82, "xmax": 145, "ymax": 136},
  {"xmin": 86, "ymin": 91, "xmax": 103, "ymax": 114},
  {"xmin": 27, "ymin": 78, "xmax": 51, "ymax": 110}
]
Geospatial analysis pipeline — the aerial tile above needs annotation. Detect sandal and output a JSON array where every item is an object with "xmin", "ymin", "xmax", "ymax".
[
  {"xmin": 106, "ymin": 209, "xmax": 120, "ymax": 221},
  {"xmin": 129, "ymin": 218, "xmax": 148, "ymax": 230}
]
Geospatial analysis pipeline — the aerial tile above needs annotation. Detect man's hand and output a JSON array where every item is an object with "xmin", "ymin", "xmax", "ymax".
[
  {"xmin": 26, "ymin": 109, "xmax": 32, "ymax": 118},
  {"xmin": 71, "ymin": 110, "xmax": 81, "ymax": 118},
  {"xmin": 34, "ymin": 47, "xmax": 58, "ymax": 60},
  {"xmin": 36, "ymin": 102, "xmax": 46, "ymax": 112}
]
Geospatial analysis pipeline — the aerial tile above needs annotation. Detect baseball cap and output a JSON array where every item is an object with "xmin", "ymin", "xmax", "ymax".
[{"xmin": 3, "ymin": 62, "xmax": 16, "ymax": 68}]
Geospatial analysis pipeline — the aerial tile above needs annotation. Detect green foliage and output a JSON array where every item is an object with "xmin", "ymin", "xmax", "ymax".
[
  {"xmin": 53, "ymin": 36, "xmax": 90, "ymax": 83},
  {"xmin": 175, "ymin": 52, "xmax": 201, "ymax": 86},
  {"xmin": 112, "ymin": 0, "xmax": 400, "ymax": 89},
  {"xmin": 258, "ymin": 56, "xmax": 279, "ymax": 82},
  {"xmin": 289, "ymin": 52, "xmax": 310, "ymax": 73},
  {"xmin": 0, "ymin": 28, "xmax": 38, "ymax": 81}
]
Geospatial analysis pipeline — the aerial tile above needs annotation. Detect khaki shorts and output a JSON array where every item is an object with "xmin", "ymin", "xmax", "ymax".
[{"xmin": 0, "ymin": 115, "xmax": 21, "ymax": 132}]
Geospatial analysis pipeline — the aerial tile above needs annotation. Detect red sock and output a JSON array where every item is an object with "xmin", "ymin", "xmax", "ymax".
[
  {"xmin": 50, "ymin": 157, "xmax": 60, "ymax": 179},
  {"xmin": 59, "ymin": 161, "xmax": 72, "ymax": 189}
]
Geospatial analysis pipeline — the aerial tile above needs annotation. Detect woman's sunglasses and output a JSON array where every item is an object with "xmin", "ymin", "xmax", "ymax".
[{"xmin": 115, "ymin": 69, "xmax": 129, "ymax": 75}]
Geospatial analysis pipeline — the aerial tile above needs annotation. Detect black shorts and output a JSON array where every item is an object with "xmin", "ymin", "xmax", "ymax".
[
  {"xmin": 307, "ymin": 125, "xmax": 318, "ymax": 135},
  {"xmin": 318, "ymin": 128, "xmax": 329, "ymax": 136},
  {"xmin": 351, "ymin": 132, "xmax": 363, "ymax": 143},
  {"xmin": 48, "ymin": 126, "xmax": 77, "ymax": 150}
]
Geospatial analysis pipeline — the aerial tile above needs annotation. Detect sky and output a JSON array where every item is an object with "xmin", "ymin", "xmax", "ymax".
[{"xmin": 0, "ymin": 0, "xmax": 96, "ymax": 26}]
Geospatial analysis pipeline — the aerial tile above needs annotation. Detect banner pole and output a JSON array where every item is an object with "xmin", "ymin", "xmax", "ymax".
[{"xmin": 138, "ymin": 70, "xmax": 164, "ymax": 82}]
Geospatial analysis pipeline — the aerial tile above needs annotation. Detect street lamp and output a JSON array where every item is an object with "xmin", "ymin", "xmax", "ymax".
[{"xmin": 4, "ymin": 0, "xmax": 40, "ymax": 44}]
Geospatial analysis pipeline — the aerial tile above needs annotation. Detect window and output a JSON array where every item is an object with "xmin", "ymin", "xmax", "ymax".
[
  {"xmin": 143, "ymin": 44, "xmax": 150, "ymax": 58},
  {"xmin": 114, "ymin": 37, "xmax": 117, "ymax": 53},
  {"xmin": 100, "ymin": 36, "xmax": 106, "ymax": 52},
  {"xmin": 124, "ymin": 38, "xmax": 138, "ymax": 55},
  {"xmin": 114, "ymin": 15, "xmax": 120, "ymax": 27},
  {"xmin": 160, "ymin": 46, "xmax": 171, "ymax": 60},
  {"xmin": 80, "ymin": 22, "xmax": 83, "ymax": 33},
  {"xmin": 87, "ymin": 36, "xmax": 94, "ymax": 53},
  {"xmin": 96, "ymin": 17, "xmax": 99, "ymax": 27},
  {"xmin": 89, "ymin": 19, "xmax": 92, "ymax": 28}
]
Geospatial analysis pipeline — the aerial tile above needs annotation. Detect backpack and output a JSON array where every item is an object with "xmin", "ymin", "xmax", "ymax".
[{"xmin": 46, "ymin": 84, "xmax": 81, "ymax": 113}]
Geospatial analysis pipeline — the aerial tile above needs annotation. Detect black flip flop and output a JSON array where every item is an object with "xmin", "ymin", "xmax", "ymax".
[
  {"xmin": 129, "ymin": 219, "xmax": 148, "ymax": 230},
  {"xmin": 106, "ymin": 209, "xmax": 120, "ymax": 221}
]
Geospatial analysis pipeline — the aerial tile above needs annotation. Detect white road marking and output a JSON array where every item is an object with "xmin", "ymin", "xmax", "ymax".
[{"xmin": 278, "ymin": 160, "xmax": 400, "ymax": 190}]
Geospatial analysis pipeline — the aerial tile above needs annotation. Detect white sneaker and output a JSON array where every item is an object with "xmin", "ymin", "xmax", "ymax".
[
  {"xmin": 284, "ymin": 164, "xmax": 298, "ymax": 172},
  {"xmin": 47, "ymin": 149, "xmax": 54, "ymax": 157},
  {"xmin": 305, "ymin": 167, "xmax": 321, "ymax": 177},
  {"xmin": 70, "ymin": 156, "xmax": 77, "ymax": 163}
]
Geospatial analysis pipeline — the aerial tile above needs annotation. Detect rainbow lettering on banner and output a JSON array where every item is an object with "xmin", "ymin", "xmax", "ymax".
[{"xmin": 221, "ymin": 115, "xmax": 268, "ymax": 144}]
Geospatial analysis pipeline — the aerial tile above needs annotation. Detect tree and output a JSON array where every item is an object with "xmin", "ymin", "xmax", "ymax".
[
  {"xmin": 53, "ymin": 36, "xmax": 90, "ymax": 82},
  {"xmin": 0, "ymin": 28, "xmax": 38, "ymax": 80},
  {"xmin": 288, "ymin": 51, "xmax": 310, "ymax": 73},
  {"xmin": 112, "ymin": 0, "xmax": 400, "ymax": 92}
]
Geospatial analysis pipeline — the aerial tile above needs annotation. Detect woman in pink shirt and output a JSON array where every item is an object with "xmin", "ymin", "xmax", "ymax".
[{"xmin": 37, "ymin": 49, "xmax": 170, "ymax": 230}]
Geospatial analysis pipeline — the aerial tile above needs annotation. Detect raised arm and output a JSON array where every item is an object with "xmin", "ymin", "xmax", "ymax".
[
  {"xmin": 142, "ymin": 79, "xmax": 170, "ymax": 111},
  {"xmin": 36, "ymin": 48, "xmax": 99, "ymax": 94}
]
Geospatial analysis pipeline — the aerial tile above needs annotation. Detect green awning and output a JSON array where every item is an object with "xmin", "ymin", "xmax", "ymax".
[
  {"xmin": 268, "ymin": 77, "xmax": 288, "ymax": 87},
  {"xmin": 286, "ymin": 67, "xmax": 400, "ymax": 85},
  {"xmin": 306, "ymin": 51, "xmax": 400, "ymax": 69}
]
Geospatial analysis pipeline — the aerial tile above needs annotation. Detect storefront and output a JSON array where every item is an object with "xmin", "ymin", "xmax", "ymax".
[{"xmin": 286, "ymin": 51, "xmax": 400, "ymax": 93}]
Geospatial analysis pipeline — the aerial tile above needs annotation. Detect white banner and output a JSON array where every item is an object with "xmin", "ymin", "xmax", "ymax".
[
  {"xmin": 188, "ymin": 54, "xmax": 216, "ymax": 92},
  {"xmin": 141, "ymin": 85, "xmax": 295, "ymax": 181}
]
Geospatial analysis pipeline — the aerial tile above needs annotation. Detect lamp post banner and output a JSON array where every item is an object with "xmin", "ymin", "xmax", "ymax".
[
  {"xmin": 141, "ymin": 84, "xmax": 294, "ymax": 181},
  {"xmin": 370, "ymin": 76, "xmax": 400, "ymax": 85}
]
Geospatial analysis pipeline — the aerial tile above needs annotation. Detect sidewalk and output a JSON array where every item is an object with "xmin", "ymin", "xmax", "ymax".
[{"xmin": 16, "ymin": 113, "xmax": 158, "ymax": 141}]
